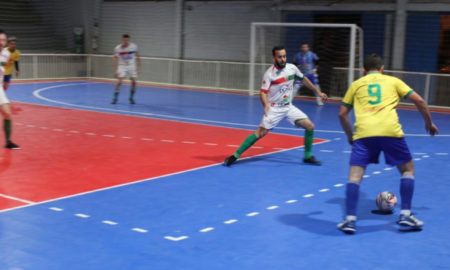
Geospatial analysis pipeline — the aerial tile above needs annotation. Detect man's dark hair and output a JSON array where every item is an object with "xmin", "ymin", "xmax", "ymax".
[
  {"xmin": 300, "ymin": 42, "xmax": 309, "ymax": 46},
  {"xmin": 122, "ymin": 34, "xmax": 130, "ymax": 38},
  {"xmin": 8, "ymin": 36, "xmax": 16, "ymax": 42},
  {"xmin": 0, "ymin": 29, "xmax": 6, "ymax": 35},
  {"xmin": 272, "ymin": 45, "xmax": 286, "ymax": 56},
  {"xmin": 364, "ymin": 53, "xmax": 384, "ymax": 70}
]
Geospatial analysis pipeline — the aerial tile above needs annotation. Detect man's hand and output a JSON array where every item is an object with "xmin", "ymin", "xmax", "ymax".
[
  {"xmin": 426, "ymin": 123, "xmax": 439, "ymax": 136},
  {"xmin": 318, "ymin": 92, "xmax": 328, "ymax": 103}
]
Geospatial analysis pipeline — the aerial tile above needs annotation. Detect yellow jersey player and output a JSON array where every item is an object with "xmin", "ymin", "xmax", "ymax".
[
  {"xmin": 337, "ymin": 54, "xmax": 438, "ymax": 234},
  {"xmin": 3, "ymin": 36, "xmax": 20, "ymax": 90},
  {"xmin": 0, "ymin": 30, "xmax": 20, "ymax": 149}
]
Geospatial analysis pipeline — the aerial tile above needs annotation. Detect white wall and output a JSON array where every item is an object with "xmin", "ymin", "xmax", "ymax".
[{"xmin": 96, "ymin": 1, "xmax": 280, "ymax": 61}]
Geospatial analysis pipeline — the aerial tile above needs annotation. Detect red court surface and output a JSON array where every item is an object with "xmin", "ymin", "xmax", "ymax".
[{"xmin": 0, "ymin": 103, "xmax": 326, "ymax": 211}]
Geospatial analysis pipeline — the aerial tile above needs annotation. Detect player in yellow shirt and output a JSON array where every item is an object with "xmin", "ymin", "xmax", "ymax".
[
  {"xmin": 337, "ymin": 54, "xmax": 438, "ymax": 234},
  {"xmin": 3, "ymin": 37, "xmax": 20, "ymax": 91}
]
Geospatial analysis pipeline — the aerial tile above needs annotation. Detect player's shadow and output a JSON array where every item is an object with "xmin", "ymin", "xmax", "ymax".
[
  {"xmin": 278, "ymin": 195, "xmax": 430, "ymax": 236},
  {"xmin": 193, "ymin": 155, "xmax": 305, "ymax": 166}
]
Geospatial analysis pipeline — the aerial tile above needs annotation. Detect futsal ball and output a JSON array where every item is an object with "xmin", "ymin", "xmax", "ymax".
[{"xmin": 376, "ymin": 191, "xmax": 397, "ymax": 212}]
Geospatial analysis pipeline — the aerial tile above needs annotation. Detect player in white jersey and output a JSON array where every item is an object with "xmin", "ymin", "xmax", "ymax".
[
  {"xmin": 0, "ymin": 30, "xmax": 19, "ymax": 149},
  {"xmin": 224, "ymin": 46, "xmax": 327, "ymax": 166},
  {"xmin": 112, "ymin": 34, "xmax": 141, "ymax": 104}
]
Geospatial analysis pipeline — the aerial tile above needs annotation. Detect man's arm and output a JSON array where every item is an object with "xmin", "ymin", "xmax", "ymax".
[
  {"xmin": 339, "ymin": 105, "xmax": 354, "ymax": 144},
  {"xmin": 408, "ymin": 92, "xmax": 439, "ymax": 135},
  {"xmin": 136, "ymin": 51, "xmax": 141, "ymax": 69},
  {"xmin": 260, "ymin": 91, "xmax": 270, "ymax": 116},
  {"xmin": 302, "ymin": 76, "xmax": 328, "ymax": 101},
  {"xmin": 112, "ymin": 55, "xmax": 118, "ymax": 77},
  {"xmin": 14, "ymin": 61, "xmax": 19, "ymax": 77}
]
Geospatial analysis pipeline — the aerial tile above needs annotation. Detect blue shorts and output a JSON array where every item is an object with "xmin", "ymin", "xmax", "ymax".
[
  {"xmin": 3, "ymin": 75, "xmax": 11, "ymax": 83},
  {"xmin": 350, "ymin": 137, "xmax": 412, "ymax": 167},
  {"xmin": 304, "ymin": 73, "xmax": 319, "ymax": 86}
]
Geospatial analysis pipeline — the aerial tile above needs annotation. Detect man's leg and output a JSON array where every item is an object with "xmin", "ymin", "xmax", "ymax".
[
  {"xmin": 112, "ymin": 77, "xmax": 123, "ymax": 104},
  {"xmin": 129, "ymin": 78, "xmax": 137, "ymax": 104},
  {"xmin": 1, "ymin": 104, "xmax": 19, "ymax": 149},
  {"xmin": 224, "ymin": 127, "xmax": 268, "ymax": 166},
  {"xmin": 295, "ymin": 118, "xmax": 321, "ymax": 165},
  {"xmin": 396, "ymin": 160, "xmax": 423, "ymax": 230},
  {"xmin": 338, "ymin": 166, "xmax": 365, "ymax": 234}
]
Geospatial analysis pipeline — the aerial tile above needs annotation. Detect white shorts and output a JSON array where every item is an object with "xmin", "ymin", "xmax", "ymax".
[
  {"xmin": 0, "ymin": 87, "xmax": 10, "ymax": 105},
  {"xmin": 260, "ymin": 104, "xmax": 308, "ymax": 130},
  {"xmin": 117, "ymin": 65, "xmax": 137, "ymax": 79}
]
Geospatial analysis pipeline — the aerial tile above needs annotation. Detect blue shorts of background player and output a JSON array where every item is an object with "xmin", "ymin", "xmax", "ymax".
[
  {"xmin": 350, "ymin": 137, "xmax": 412, "ymax": 167},
  {"xmin": 3, "ymin": 75, "xmax": 12, "ymax": 84}
]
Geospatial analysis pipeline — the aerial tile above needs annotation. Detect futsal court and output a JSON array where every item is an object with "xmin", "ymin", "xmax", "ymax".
[{"xmin": 0, "ymin": 80, "xmax": 449, "ymax": 269}]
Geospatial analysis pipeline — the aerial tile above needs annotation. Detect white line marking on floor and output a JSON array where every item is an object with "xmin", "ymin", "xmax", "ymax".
[
  {"xmin": 266, "ymin": 205, "xmax": 279, "ymax": 210},
  {"xmin": 199, "ymin": 227, "xmax": 215, "ymax": 233},
  {"xmin": 102, "ymin": 220, "xmax": 118, "ymax": 225},
  {"xmin": 422, "ymin": 155, "xmax": 430, "ymax": 158},
  {"xmin": 334, "ymin": 138, "xmax": 342, "ymax": 141},
  {"xmin": 121, "ymin": 136, "xmax": 133, "ymax": 139},
  {"xmin": 0, "ymin": 194, "xmax": 34, "ymax": 204},
  {"xmin": 383, "ymin": 167, "xmax": 393, "ymax": 171},
  {"xmin": 141, "ymin": 138, "xmax": 153, "ymax": 141},
  {"xmin": 363, "ymin": 175, "xmax": 370, "ymax": 178},
  {"xmin": 161, "ymin": 139, "xmax": 175, "ymax": 143},
  {"xmin": 246, "ymin": 212, "xmax": 260, "ymax": 217},
  {"xmin": 40, "ymin": 127, "xmax": 48, "ymax": 130},
  {"xmin": 53, "ymin": 129, "xmax": 64, "ymax": 132},
  {"xmin": 342, "ymin": 150, "xmax": 351, "ymax": 153},
  {"xmin": 413, "ymin": 152, "xmax": 427, "ymax": 155},
  {"xmin": 70, "ymin": 130, "xmax": 80, "ymax": 133},
  {"xmin": 334, "ymin": 183, "xmax": 344, "ymax": 187},
  {"xmin": 252, "ymin": 146, "xmax": 264, "ymax": 149},
  {"xmin": 26, "ymin": 124, "xmax": 35, "ymax": 128},
  {"xmin": 182, "ymin": 141, "xmax": 196, "ymax": 144},
  {"xmin": 85, "ymin": 132, "xmax": 96, "ymax": 136},
  {"xmin": 285, "ymin": 199, "xmax": 298, "ymax": 204},
  {"xmin": 131, "ymin": 228, "xmax": 148, "ymax": 233},
  {"xmin": 164, "ymin": 236, "xmax": 189, "ymax": 242},
  {"xmin": 435, "ymin": 153, "xmax": 448, "ymax": 155},
  {"xmin": 49, "ymin": 207, "xmax": 64, "ymax": 212},
  {"xmin": 226, "ymin": 144, "xmax": 239, "ymax": 147},
  {"xmin": 203, "ymin": 142, "xmax": 218, "ymax": 146},
  {"xmin": 75, "ymin": 213, "xmax": 90, "ymax": 218},
  {"xmin": 414, "ymin": 158, "xmax": 421, "ymax": 161},
  {"xmin": 102, "ymin": 134, "xmax": 115, "ymax": 137},
  {"xmin": 320, "ymin": 150, "xmax": 334, "ymax": 153},
  {"xmin": 319, "ymin": 188, "xmax": 330, "ymax": 193},
  {"xmin": 303, "ymin": 194, "xmax": 314, "ymax": 198},
  {"xmin": 373, "ymin": 171, "xmax": 382, "ymax": 175},
  {"xmin": 224, "ymin": 219, "xmax": 238, "ymax": 224}
]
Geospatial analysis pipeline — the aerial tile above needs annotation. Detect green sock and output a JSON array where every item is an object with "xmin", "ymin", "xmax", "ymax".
[
  {"xmin": 234, "ymin": 133, "xmax": 259, "ymax": 158},
  {"xmin": 304, "ymin": 129, "xmax": 314, "ymax": 159},
  {"xmin": 4, "ymin": 119, "xmax": 11, "ymax": 143}
]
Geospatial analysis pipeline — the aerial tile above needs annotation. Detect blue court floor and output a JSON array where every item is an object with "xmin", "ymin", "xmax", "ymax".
[{"xmin": 1, "ymin": 81, "xmax": 449, "ymax": 270}]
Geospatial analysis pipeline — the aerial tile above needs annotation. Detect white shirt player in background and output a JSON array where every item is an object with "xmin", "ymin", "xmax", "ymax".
[
  {"xmin": 112, "ymin": 34, "xmax": 141, "ymax": 104},
  {"xmin": 224, "ymin": 46, "xmax": 327, "ymax": 166},
  {"xmin": 0, "ymin": 29, "xmax": 19, "ymax": 149}
]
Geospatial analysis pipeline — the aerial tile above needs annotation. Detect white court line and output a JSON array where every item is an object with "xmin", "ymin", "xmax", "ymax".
[
  {"xmin": 436, "ymin": 153, "xmax": 448, "ymax": 155},
  {"xmin": 203, "ymin": 142, "xmax": 218, "ymax": 146},
  {"xmin": 226, "ymin": 144, "xmax": 239, "ymax": 147},
  {"xmin": 384, "ymin": 167, "xmax": 393, "ymax": 171},
  {"xmin": 85, "ymin": 132, "xmax": 97, "ymax": 136},
  {"xmin": 161, "ymin": 139, "xmax": 175, "ymax": 143},
  {"xmin": 49, "ymin": 207, "xmax": 64, "ymax": 212},
  {"xmin": 342, "ymin": 150, "xmax": 351, "ymax": 153},
  {"xmin": 131, "ymin": 228, "xmax": 148, "ymax": 233},
  {"xmin": 181, "ymin": 141, "xmax": 196, "ymax": 144},
  {"xmin": 70, "ymin": 130, "xmax": 80, "ymax": 133},
  {"xmin": 103, "ymin": 134, "xmax": 115, "ymax": 137},
  {"xmin": 199, "ymin": 227, "xmax": 215, "ymax": 233},
  {"xmin": 285, "ymin": 199, "xmax": 298, "ymax": 204},
  {"xmin": 141, "ymin": 138, "xmax": 153, "ymax": 141},
  {"xmin": 224, "ymin": 219, "xmax": 238, "ymax": 224},
  {"xmin": 246, "ymin": 212, "xmax": 260, "ymax": 217},
  {"xmin": 334, "ymin": 183, "xmax": 344, "ymax": 187},
  {"xmin": 102, "ymin": 220, "xmax": 118, "ymax": 225},
  {"xmin": 373, "ymin": 171, "xmax": 382, "ymax": 175},
  {"xmin": 53, "ymin": 129, "xmax": 64, "ymax": 132},
  {"xmin": 363, "ymin": 175, "xmax": 370, "ymax": 178},
  {"xmin": 74, "ymin": 213, "xmax": 90, "ymax": 218},
  {"xmin": 414, "ymin": 158, "xmax": 421, "ymax": 161},
  {"xmin": 121, "ymin": 136, "xmax": 133, "ymax": 139},
  {"xmin": 266, "ymin": 205, "xmax": 279, "ymax": 210},
  {"xmin": 320, "ymin": 150, "xmax": 334, "ymax": 153},
  {"xmin": 303, "ymin": 194, "xmax": 314, "ymax": 198},
  {"xmin": 164, "ymin": 236, "xmax": 189, "ymax": 242},
  {"xmin": 0, "ymin": 194, "xmax": 35, "ymax": 204},
  {"xmin": 319, "ymin": 188, "xmax": 330, "ymax": 193}
]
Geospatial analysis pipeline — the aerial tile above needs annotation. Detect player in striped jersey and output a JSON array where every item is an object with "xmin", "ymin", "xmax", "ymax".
[{"xmin": 224, "ymin": 46, "xmax": 327, "ymax": 166}]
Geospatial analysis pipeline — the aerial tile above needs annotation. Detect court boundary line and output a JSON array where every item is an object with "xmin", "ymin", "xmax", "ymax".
[
  {"xmin": 0, "ymin": 194, "xmax": 35, "ymax": 205},
  {"xmin": 30, "ymin": 82, "xmax": 450, "ymax": 137},
  {"xmin": 0, "ymin": 140, "xmax": 330, "ymax": 214}
]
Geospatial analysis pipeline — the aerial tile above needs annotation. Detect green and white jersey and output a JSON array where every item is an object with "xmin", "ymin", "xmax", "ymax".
[{"xmin": 260, "ymin": 63, "xmax": 304, "ymax": 105}]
